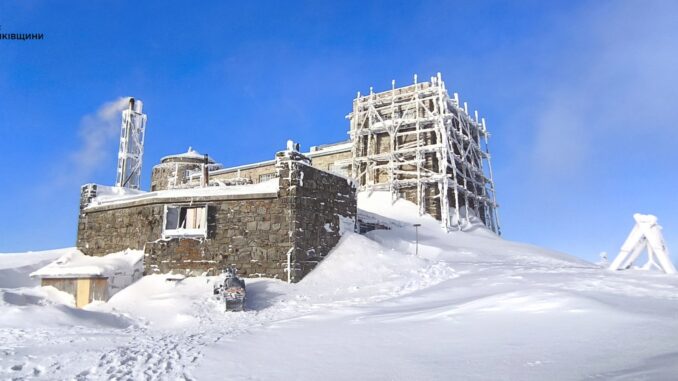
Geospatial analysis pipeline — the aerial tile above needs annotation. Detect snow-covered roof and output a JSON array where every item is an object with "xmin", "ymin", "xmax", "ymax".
[
  {"xmin": 308, "ymin": 140, "xmax": 351, "ymax": 155},
  {"xmin": 88, "ymin": 178, "xmax": 280, "ymax": 208},
  {"xmin": 94, "ymin": 185, "xmax": 145, "ymax": 202},
  {"xmin": 30, "ymin": 249, "xmax": 144, "ymax": 279},
  {"xmin": 160, "ymin": 147, "xmax": 215, "ymax": 163}
]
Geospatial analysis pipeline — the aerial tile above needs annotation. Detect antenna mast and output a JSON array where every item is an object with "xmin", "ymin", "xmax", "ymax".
[{"xmin": 115, "ymin": 97, "xmax": 147, "ymax": 189}]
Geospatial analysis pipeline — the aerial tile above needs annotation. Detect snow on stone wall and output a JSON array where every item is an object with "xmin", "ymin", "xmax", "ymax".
[{"xmin": 76, "ymin": 161, "xmax": 356, "ymax": 282}]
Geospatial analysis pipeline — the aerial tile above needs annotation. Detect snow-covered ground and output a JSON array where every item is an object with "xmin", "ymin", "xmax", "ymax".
[{"xmin": 3, "ymin": 192, "xmax": 678, "ymax": 380}]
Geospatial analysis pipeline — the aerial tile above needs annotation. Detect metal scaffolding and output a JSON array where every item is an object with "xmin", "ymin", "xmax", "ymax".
[
  {"xmin": 115, "ymin": 98, "xmax": 147, "ymax": 190},
  {"xmin": 349, "ymin": 73, "xmax": 500, "ymax": 234}
]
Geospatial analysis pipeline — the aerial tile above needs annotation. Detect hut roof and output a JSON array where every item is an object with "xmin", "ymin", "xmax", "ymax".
[{"xmin": 30, "ymin": 249, "xmax": 143, "ymax": 279}]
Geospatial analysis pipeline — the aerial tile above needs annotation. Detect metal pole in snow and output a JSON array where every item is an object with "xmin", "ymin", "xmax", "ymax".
[
  {"xmin": 414, "ymin": 224, "xmax": 421, "ymax": 256},
  {"xmin": 286, "ymin": 248, "xmax": 292, "ymax": 283}
]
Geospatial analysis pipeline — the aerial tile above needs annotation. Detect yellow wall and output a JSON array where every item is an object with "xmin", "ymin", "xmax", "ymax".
[
  {"xmin": 42, "ymin": 277, "xmax": 109, "ymax": 308},
  {"xmin": 76, "ymin": 279, "xmax": 90, "ymax": 308}
]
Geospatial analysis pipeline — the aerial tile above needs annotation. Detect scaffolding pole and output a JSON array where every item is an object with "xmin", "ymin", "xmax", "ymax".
[{"xmin": 348, "ymin": 74, "xmax": 500, "ymax": 234}]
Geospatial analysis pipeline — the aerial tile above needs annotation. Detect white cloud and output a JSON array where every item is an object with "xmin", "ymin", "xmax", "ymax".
[{"xmin": 54, "ymin": 97, "xmax": 130, "ymax": 186}]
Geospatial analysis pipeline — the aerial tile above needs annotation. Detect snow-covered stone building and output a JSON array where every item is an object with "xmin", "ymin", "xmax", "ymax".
[
  {"xmin": 77, "ymin": 146, "xmax": 356, "ymax": 282},
  {"xmin": 207, "ymin": 74, "xmax": 500, "ymax": 233},
  {"xmin": 75, "ymin": 73, "xmax": 498, "ymax": 282}
]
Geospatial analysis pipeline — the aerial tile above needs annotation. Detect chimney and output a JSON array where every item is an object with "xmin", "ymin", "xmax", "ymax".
[{"xmin": 201, "ymin": 154, "xmax": 209, "ymax": 187}]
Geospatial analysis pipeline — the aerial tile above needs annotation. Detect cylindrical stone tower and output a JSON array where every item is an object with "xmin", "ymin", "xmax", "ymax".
[{"xmin": 150, "ymin": 147, "xmax": 215, "ymax": 191}]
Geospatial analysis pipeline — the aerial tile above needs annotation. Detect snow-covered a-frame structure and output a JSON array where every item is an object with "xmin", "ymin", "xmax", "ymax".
[
  {"xmin": 609, "ymin": 214, "xmax": 676, "ymax": 274},
  {"xmin": 348, "ymin": 73, "xmax": 499, "ymax": 233}
]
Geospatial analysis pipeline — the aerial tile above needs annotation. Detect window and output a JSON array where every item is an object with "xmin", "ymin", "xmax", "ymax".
[
  {"xmin": 163, "ymin": 205, "xmax": 207, "ymax": 237},
  {"xmin": 259, "ymin": 173, "xmax": 276, "ymax": 182}
]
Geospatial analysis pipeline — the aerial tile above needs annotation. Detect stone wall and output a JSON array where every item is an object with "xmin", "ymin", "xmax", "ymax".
[
  {"xmin": 144, "ymin": 195, "xmax": 292, "ymax": 278},
  {"xmin": 277, "ymin": 158, "xmax": 356, "ymax": 280},
  {"xmin": 307, "ymin": 150, "xmax": 352, "ymax": 172},
  {"xmin": 77, "ymin": 191, "xmax": 290, "ymax": 278},
  {"xmin": 76, "ymin": 157, "xmax": 356, "ymax": 282},
  {"xmin": 211, "ymin": 162, "xmax": 277, "ymax": 184},
  {"xmin": 209, "ymin": 149, "xmax": 351, "ymax": 184},
  {"xmin": 150, "ymin": 162, "xmax": 204, "ymax": 191},
  {"xmin": 77, "ymin": 185, "xmax": 164, "ymax": 255}
]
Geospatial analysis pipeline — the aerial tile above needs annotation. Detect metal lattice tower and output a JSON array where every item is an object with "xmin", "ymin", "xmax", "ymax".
[
  {"xmin": 115, "ymin": 98, "xmax": 147, "ymax": 190},
  {"xmin": 349, "ymin": 73, "xmax": 500, "ymax": 234}
]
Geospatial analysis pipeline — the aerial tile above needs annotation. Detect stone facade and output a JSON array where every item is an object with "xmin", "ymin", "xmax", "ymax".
[
  {"xmin": 278, "ymin": 158, "xmax": 356, "ymax": 277},
  {"xmin": 76, "ymin": 198, "xmax": 164, "ymax": 256},
  {"xmin": 211, "ymin": 162, "xmax": 277, "ymax": 184},
  {"xmin": 150, "ymin": 150, "xmax": 216, "ymax": 191},
  {"xmin": 308, "ymin": 150, "xmax": 352, "ymax": 173},
  {"xmin": 210, "ymin": 144, "xmax": 352, "ymax": 184},
  {"xmin": 77, "ymin": 154, "xmax": 356, "ymax": 282},
  {"xmin": 150, "ymin": 162, "xmax": 201, "ymax": 191},
  {"xmin": 144, "ymin": 195, "xmax": 289, "ymax": 277}
]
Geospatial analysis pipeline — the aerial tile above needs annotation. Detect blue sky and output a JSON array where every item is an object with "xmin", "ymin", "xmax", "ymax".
[{"xmin": 1, "ymin": 1, "xmax": 677, "ymax": 262}]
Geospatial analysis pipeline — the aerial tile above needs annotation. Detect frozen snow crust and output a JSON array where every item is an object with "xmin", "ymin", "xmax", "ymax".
[{"xmin": 3, "ymin": 192, "xmax": 678, "ymax": 379}]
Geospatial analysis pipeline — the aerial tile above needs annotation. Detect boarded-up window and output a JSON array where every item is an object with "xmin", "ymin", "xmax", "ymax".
[{"xmin": 164, "ymin": 205, "xmax": 207, "ymax": 237}]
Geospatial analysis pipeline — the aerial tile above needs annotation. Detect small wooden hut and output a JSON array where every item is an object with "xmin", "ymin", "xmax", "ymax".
[{"xmin": 31, "ymin": 249, "xmax": 143, "ymax": 308}]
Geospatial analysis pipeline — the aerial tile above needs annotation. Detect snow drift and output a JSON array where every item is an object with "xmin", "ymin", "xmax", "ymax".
[{"xmin": 2, "ymin": 192, "xmax": 678, "ymax": 380}]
